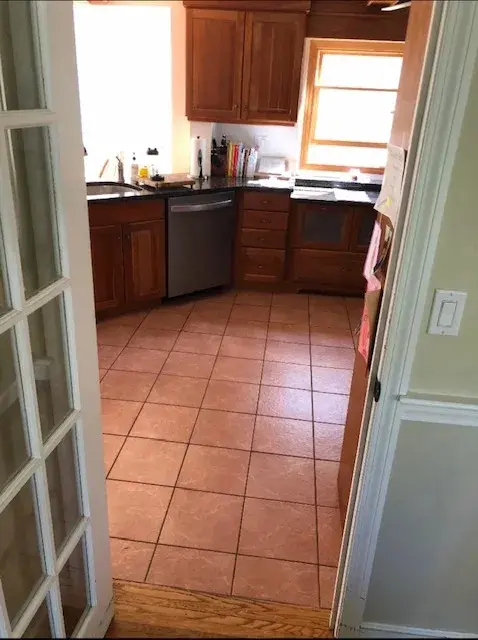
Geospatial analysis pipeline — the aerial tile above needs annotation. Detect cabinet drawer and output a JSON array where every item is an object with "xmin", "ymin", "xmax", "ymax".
[
  {"xmin": 239, "ymin": 248, "xmax": 285, "ymax": 283},
  {"xmin": 291, "ymin": 249, "xmax": 345, "ymax": 286},
  {"xmin": 241, "ymin": 228, "xmax": 286, "ymax": 249},
  {"xmin": 243, "ymin": 209, "xmax": 289, "ymax": 230},
  {"xmin": 243, "ymin": 190, "xmax": 290, "ymax": 212}
]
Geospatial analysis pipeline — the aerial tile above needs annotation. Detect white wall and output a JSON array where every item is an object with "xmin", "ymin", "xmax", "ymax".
[
  {"xmin": 360, "ymin": 35, "xmax": 478, "ymax": 637},
  {"xmin": 364, "ymin": 419, "xmax": 478, "ymax": 633},
  {"xmin": 212, "ymin": 122, "xmax": 300, "ymax": 172}
]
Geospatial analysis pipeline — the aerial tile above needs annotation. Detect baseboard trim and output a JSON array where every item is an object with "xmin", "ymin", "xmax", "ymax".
[{"xmin": 361, "ymin": 621, "xmax": 478, "ymax": 638}]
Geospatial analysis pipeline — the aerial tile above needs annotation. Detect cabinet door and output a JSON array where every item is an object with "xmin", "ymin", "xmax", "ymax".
[
  {"xmin": 186, "ymin": 9, "xmax": 244, "ymax": 121},
  {"xmin": 241, "ymin": 12, "xmax": 305, "ymax": 124},
  {"xmin": 291, "ymin": 202, "xmax": 353, "ymax": 250},
  {"xmin": 350, "ymin": 205, "xmax": 377, "ymax": 253},
  {"xmin": 123, "ymin": 220, "xmax": 166, "ymax": 304},
  {"xmin": 89, "ymin": 225, "xmax": 124, "ymax": 313}
]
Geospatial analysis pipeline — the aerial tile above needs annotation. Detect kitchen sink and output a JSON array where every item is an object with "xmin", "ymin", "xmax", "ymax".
[{"xmin": 86, "ymin": 181, "xmax": 144, "ymax": 196}]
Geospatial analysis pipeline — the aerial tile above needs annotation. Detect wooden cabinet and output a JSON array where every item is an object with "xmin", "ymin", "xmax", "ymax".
[
  {"xmin": 235, "ymin": 190, "xmax": 290, "ymax": 288},
  {"xmin": 89, "ymin": 199, "xmax": 165, "ymax": 317},
  {"xmin": 185, "ymin": 7, "xmax": 306, "ymax": 125},
  {"xmin": 291, "ymin": 202, "xmax": 352, "ymax": 251},
  {"xmin": 241, "ymin": 12, "xmax": 305, "ymax": 123},
  {"xmin": 186, "ymin": 9, "xmax": 244, "ymax": 121},
  {"xmin": 290, "ymin": 201, "xmax": 376, "ymax": 294},
  {"xmin": 123, "ymin": 220, "xmax": 166, "ymax": 304},
  {"xmin": 89, "ymin": 224, "xmax": 124, "ymax": 312},
  {"xmin": 239, "ymin": 247, "xmax": 285, "ymax": 284}
]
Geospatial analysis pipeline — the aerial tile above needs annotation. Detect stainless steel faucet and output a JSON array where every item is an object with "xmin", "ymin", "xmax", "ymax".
[{"xmin": 116, "ymin": 154, "xmax": 124, "ymax": 183}]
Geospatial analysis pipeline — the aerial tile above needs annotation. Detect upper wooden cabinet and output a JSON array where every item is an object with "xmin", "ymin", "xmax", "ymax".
[
  {"xmin": 185, "ymin": 7, "xmax": 306, "ymax": 125},
  {"xmin": 186, "ymin": 9, "xmax": 244, "ymax": 121},
  {"xmin": 241, "ymin": 12, "xmax": 306, "ymax": 124}
]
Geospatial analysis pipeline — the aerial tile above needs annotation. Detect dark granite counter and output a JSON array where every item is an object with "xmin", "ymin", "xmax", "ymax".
[{"xmin": 87, "ymin": 175, "xmax": 379, "ymax": 206}]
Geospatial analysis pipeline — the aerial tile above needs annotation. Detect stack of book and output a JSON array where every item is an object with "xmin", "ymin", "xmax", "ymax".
[{"xmin": 226, "ymin": 142, "xmax": 258, "ymax": 178}]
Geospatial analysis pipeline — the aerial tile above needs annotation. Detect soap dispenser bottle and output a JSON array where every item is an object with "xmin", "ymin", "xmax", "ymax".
[{"xmin": 131, "ymin": 152, "xmax": 139, "ymax": 184}]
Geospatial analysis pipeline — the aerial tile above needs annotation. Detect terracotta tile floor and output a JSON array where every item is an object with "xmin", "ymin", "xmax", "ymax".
[{"xmin": 99, "ymin": 290, "xmax": 361, "ymax": 610}]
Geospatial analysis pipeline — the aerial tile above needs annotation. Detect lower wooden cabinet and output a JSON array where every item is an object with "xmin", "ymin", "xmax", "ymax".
[
  {"xmin": 291, "ymin": 249, "xmax": 366, "ymax": 294},
  {"xmin": 89, "ymin": 199, "xmax": 166, "ymax": 316},
  {"xmin": 89, "ymin": 224, "xmax": 124, "ymax": 312},
  {"xmin": 123, "ymin": 220, "xmax": 166, "ymax": 304},
  {"xmin": 239, "ymin": 247, "xmax": 285, "ymax": 284}
]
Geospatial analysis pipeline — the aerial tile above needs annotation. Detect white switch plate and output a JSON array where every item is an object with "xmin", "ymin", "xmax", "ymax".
[{"xmin": 428, "ymin": 289, "xmax": 467, "ymax": 336}]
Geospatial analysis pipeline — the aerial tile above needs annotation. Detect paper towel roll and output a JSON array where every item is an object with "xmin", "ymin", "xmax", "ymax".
[{"xmin": 189, "ymin": 136, "xmax": 207, "ymax": 178}]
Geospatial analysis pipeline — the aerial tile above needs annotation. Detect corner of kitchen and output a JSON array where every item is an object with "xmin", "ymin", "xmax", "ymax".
[{"xmin": 74, "ymin": 0, "xmax": 429, "ymax": 613}]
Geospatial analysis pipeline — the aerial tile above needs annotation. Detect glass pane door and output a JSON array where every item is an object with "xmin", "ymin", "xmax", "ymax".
[{"xmin": 0, "ymin": 2, "xmax": 112, "ymax": 637}]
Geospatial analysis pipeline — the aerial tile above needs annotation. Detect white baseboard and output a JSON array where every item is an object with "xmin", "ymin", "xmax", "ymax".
[{"xmin": 361, "ymin": 622, "xmax": 478, "ymax": 638}]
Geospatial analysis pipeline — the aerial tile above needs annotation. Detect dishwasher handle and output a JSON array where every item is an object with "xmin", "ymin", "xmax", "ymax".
[{"xmin": 170, "ymin": 198, "xmax": 233, "ymax": 213}]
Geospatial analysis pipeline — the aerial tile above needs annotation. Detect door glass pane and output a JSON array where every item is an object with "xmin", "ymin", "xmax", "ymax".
[
  {"xmin": 7, "ymin": 126, "xmax": 61, "ymax": 299},
  {"xmin": 28, "ymin": 295, "xmax": 73, "ymax": 441},
  {"xmin": 0, "ymin": 479, "xmax": 44, "ymax": 626},
  {"xmin": 59, "ymin": 537, "xmax": 90, "ymax": 637},
  {"xmin": 0, "ymin": 1, "xmax": 45, "ymax": 110},
  {"xmin": 22, "ymin": 599, "xmax": 53, "ymax": 638},
  {"xmin": 0, "ymin": 328, "xmax": 30, "ymax": 492},
  {"xmin": 46, "ymin": 427, "xmax": 82, "ymax": 553},
  {"xmin": 0, "ymin": 229, "xmax": 11, "ymax": 317}
]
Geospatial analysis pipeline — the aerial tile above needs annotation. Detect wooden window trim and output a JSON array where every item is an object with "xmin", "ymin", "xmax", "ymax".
[{"xmin": 300, "ymin": 39, "xmax": 404, "ymax": 174}]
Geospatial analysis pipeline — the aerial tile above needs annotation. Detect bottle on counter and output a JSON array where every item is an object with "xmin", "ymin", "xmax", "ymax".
[{"xmin": 131, "ymin": 152, "xmax": 139, "ymax": 184}]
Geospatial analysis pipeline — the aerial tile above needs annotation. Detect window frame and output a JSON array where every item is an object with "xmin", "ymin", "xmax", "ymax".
[{"xmin": 300, "ymin": 39, "xmax": 404, "ymax": 174}]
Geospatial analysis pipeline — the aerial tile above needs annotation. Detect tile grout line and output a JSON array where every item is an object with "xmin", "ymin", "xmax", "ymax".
[
  {"xmin": 144, "ymin": 291, "xmax": 238, "ymax": 587},
  {"xmin": 105, "ymin": 477, "xmax": 328, "ymax": 508},
  {"xmin": 229, "ymin": 300, "xmax": 269, "ymax": 596},
  {"xmin": 309, "ymin": 295, "xmax": 322, "ymax": 609},
  {"xmin": 111, "ymin": 535, "xmax": 328, "ymax": 569},
  {"xmin": 104, "ymin": 429, "xmax": 344, "ymax": 463},
  {"xmin": 132, "ymin": 297, "xmax": 206, "ymax": 583}
]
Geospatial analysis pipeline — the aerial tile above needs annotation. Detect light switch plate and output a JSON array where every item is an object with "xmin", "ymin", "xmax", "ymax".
[{"xmin": 428, "ymin": 289, "xmax": 467, "ymax": 336}]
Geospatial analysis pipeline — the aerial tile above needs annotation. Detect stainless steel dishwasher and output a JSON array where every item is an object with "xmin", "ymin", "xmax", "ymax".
[{"xmin": 167, "ymin": 191, "xmax": 235, "ymax": 298}]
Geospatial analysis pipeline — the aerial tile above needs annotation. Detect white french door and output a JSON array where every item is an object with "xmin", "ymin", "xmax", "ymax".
[{"xmin": 0, "ymin": 1, "xmax": 112, "ymax": 638}]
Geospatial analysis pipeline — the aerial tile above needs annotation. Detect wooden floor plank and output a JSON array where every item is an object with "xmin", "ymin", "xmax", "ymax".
[{"xmin": 107, "ymin": 581, "xmax": 333, "ymax": 638}]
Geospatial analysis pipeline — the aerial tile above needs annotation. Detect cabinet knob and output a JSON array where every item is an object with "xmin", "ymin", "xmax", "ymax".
[
  {"xmin": 258, "ymin": 265, "xmax": 264, "ymax": 270},
  {"xmin": 259, "ymin": 237, "xmax": 265, "ymax": 242},
  {"xmin": 233, "ymin": 103, "xmax": 238, "ymax": 110}
]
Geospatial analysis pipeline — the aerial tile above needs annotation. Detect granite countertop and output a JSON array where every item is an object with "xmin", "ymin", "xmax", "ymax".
[{"xmin": 87, "ymin": 175, "xmax": 379, "ymax": 205}]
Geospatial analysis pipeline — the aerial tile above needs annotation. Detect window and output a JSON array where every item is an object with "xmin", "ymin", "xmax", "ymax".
[{"xmin": 300, "ymin": 40, "xmax": 403, "ymax": 173}]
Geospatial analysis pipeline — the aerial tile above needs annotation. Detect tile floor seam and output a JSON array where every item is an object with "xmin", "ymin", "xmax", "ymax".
[
  {"xmin": 231, "ymin": 350, "xmax": 263, "ymax": 595},
  {"xmin": 104, "ymin": 476, "xmax": 325, "ymax": 507},
  {"xmin": 141, "ymin": 298, "xmax": 201, "ymax": 582},
  {"xmin": 115, "ymin": 538, "xmax": 320, "ymax": 569},
  {"xmin": 309, "ymin": 295, "xmax": 321, "ymax": 607}
]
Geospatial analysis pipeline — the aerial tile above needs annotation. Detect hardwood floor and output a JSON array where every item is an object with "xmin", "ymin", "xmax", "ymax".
[{"xmin": 107, "ymin": 581, "xmax": 333, "ymax": 638}]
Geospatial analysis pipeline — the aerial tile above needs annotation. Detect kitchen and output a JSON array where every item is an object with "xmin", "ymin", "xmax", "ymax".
[{"xmin": 75, "ymin": 0, "xmax": 428, "ymax": 613}]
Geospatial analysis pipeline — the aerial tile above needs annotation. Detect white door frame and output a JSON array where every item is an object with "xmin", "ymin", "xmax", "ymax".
[
  {"xmin": 0, "ymin": 2, "xmax": 113, "ymax": 637},
  {"xmin": 334, "ymin": 0, "xmax": 478, "ymax": 636}
]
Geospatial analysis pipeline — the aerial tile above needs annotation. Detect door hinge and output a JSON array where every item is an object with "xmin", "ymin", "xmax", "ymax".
[{"xmin": 373, "ymin": 376, "xmax": 381, "ymax": 402}]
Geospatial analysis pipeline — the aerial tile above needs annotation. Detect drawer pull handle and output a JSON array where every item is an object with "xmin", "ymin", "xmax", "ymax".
[
  {"xmin": 258, "ymin": 265, "xmax": 264, "ymax": 270},
  {"xmin": 259, "ymin": 237, "xmax": 265, "ymax": 242},
  {"xmin": 262, "ymin": 200, "xmax": 269, "ymax": 205},
  {"xmin": 260, "ymin": 219, "xmax": 271, "ymax": 224}
]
